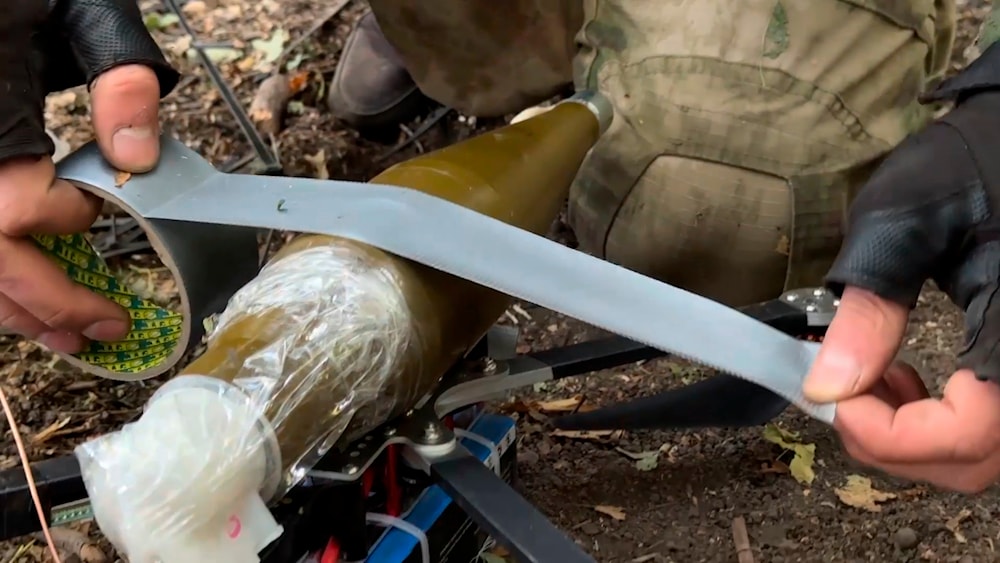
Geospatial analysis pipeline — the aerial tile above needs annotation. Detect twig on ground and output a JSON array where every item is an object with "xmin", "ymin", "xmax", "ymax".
[
  {"xmin": 33, "ymin": 527, "xmax": 108, "ymax": 563},
  {"xmin": 375, "ymin": 106, "xmax": 453, "ymax": 163},
  {"xmin": 274, "ymin": 0, "xmax": 353, "ymax": 72},
  {"xmin": 398, "ymin": 124, "xmax": 424, "ymax": 154},
  {"xmin": 0, "ymin": 376, "xmax": 61, "ymax": 562},
  {"xmin": 731, "ymin": 516, "xmax": 755, "ymax": 563}
]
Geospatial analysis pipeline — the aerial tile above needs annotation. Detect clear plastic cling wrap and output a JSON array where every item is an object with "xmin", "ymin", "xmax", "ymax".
[
  {"xmin": 74, "ymin": 235, "xmax": 430, "ymax": 563},
  {"xmin": 72, "ymin": 94, "xmax": 610, "ymax": 562}
]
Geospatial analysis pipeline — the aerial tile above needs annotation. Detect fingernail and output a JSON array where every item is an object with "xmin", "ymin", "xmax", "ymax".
[
  {"xmin": 113, "ymin": 125, "xmax": 153, "ymax": 142},
  {"xmin": 82, "ymin": 319, "xmax": 130, "ymax": 341},
  {"xmin": 803, "ymin": 351, "xmax": 863, "ymax": 402},
  {"xmin": 38, "ymin": 331, "xmax": 84, "ymax": 354},
  {"xmin": 112, "ymin": 126, "xmax": 157, "ymax": 169}
]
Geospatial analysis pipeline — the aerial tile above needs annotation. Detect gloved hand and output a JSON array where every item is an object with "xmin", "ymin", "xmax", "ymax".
[
  {"xmin": 0, "ymin": 1, "xmax": 177, "ymax": 353},
  {"xmin": 802, "ymin": 40, "xmax": 1000, "ymax": 493}
]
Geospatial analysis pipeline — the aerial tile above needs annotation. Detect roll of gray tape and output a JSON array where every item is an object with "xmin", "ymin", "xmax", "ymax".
[{"xmin": 40, "ymin": 145, "xmax": 260, "ymax": 380}]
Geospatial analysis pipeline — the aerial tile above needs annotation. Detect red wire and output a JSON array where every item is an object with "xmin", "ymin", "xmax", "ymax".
[
  {"xmin": 384, "ymin": 444, "xmax": 401, "ymax": 516},
  {"xmin": 320, "ymin": 537, "xmax": 341, "ymax": 563},
  {"xmin": 325, "ymin": 443, "xmax": 404, "ymax": 562},
  {"xmin": 362, "ymin": 464, "xmax": 375, "ymax": 497}
]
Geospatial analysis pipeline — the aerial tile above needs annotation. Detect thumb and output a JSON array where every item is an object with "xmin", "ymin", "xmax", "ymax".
[
  {"xmin": 90, "ymin": 64, "xmax": 162, "ymax": 173},
  {"xmin": 802, "ymin": 286, "xmax": 909, "ymax": 402}
]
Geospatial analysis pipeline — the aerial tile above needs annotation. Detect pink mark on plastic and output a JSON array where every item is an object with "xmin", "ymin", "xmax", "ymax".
[{"xmin": 227, "ymin": 515, "xmax": 242, "ymax": 539}]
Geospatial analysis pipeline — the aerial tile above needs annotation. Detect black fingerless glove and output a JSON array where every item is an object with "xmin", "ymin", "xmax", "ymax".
[
  {"xmin": 0, "ymin": 0, "xmax": 179, "ymax": 164},
  {"xmin": 825, "ymin": 41, "xmax": 1000, "ymax": 381}
]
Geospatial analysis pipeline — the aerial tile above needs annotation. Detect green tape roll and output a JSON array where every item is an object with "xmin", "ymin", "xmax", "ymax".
[{"xmin": 32, "ymin": 233, "xmax": 183, "ymax": 376}]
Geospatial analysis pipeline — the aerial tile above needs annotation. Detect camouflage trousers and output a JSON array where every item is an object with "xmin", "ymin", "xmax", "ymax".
[{"xmin": 369, "ymin": 0, "xmax": 958, "ymax": 306}]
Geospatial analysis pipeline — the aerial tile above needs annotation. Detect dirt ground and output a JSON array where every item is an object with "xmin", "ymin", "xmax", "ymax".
[{"xmin": 1, "ymin": 0, "xmax": 998, "ymax": 561}]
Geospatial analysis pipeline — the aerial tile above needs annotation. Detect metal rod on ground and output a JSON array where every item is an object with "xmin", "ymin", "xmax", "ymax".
[{"xmin": 162, "ymin": 0, "xmax": 283, "ymax": 175}]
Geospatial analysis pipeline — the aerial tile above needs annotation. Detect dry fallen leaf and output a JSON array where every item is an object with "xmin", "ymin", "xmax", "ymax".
[
  {"xmin": 594, "ymin": 505, "xmax": 626, "ymax": 521},
  {"xmin": 497, "ymin": 400, "xmax": 534, "ymax": 414},
  {"xmin": 897, "ymin": 485, "xmax": 928, "ymax": 500},
  {"xmin": 167, "ymin": 35, "xmax": 193, "ymax": 56},
  {"xmin": 550, "ymin": 429, "xmax": 616, "ymax": 442},
  {"xmin": 288, "ymin": 70, "xmax": 311, "ymax": 95},
  {"xmin": 537, "ymin": 396, "xmax": 583, "ymax": 413},
  {"xmin": 834, "ymin": 475, "xmax": 896, "ymax": 512},
  {"xmin": 615, "ymin": 447, "xmax": 660, "ymax": 471},
  {"xmin": 251, "ymin": 28, "xmax": 289, "ymax": 65},
  {"xmin": 236, "ymin": 55, "xmax": 258, "ymax": 73},
  {"xmin": 181, "ymin": 0, "xmax": 206, "ymax": 15},
  {"xmin": 945, "ymin": 508, "xmax": 972, "ymax": 543},
  {"xmin": 634, "ymin": 454, "xmax": 658, "ymax": 472},
  {"xmin": 760, "ymin": 460, "xmax": 789, "ymax": 475},
  {"xmin": 761, "ymin": 424, "xmax": 816, "ymax": 485},
  {"xmin": 304, "ymin": 150, "xmax": 330, "ymax": 180},
  {"xmin": 114, "ymin": 170, "xmax": 132, "ymax": 187},
  {"xmin": 32, "ymin": 417, "xmax": 71, "ymax": 444}
]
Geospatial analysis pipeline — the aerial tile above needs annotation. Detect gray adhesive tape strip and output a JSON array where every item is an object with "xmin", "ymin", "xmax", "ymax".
[{"xmin": 56, "ymin": 135, "xmax": 836, "ymax": 424}]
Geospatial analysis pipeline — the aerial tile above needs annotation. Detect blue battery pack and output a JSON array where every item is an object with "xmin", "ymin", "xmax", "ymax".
[{"xmin": 367, "ymin": 413, "xmax": 517, "ymax": 562}]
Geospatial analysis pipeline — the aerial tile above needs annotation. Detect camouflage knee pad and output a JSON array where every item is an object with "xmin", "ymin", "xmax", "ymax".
[{"xmin": 568, "ymin": 0, "xmax": 956, "ymax": 306}]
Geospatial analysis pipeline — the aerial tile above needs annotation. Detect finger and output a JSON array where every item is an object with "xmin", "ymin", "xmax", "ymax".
[
  {"xmin": 0, "ymin": 157, "xmax": 101, "ymax": 236},
  {"xmin": 0, "ymin": 236, "xmax": 129, "ymax": 339},
  {"xmin": 836, "ymin": 369, "xmax": 1000, "ymax": 463},
  {"xmin": 882, "ymin": 361, "xmax": 931, "ymax": 404},
  {"xmin": 0, "ymin": 292, "xmax": 57, "ymax": 341},
  {"xmin": 865, "ymin": 362, "xmax": 927, "ymax": 407},
  {"xmin": 0, "ymin": 293, "xmax": 86, "ymax": 353},
  {"xmin": 91, "ymin": 64, "xmax": 162, "ymax": 172},
  {"xmin": 868, "ymin": 379, "xmax": 900, "ymax": 408},
  {"xmin": 55, "ymin": 0, "xmax": 179, "ymax": 171},
  {"xmin": 840, "ymin": 434, "xmax": 1000, "ymax": 494},
  {"xmin": 802, "ymin": 286, "xmax": 909, "ymax": 402}
]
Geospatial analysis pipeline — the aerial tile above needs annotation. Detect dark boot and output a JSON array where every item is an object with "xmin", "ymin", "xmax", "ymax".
[{"xmin": 327, "ymin": 11, "xmax": 426, "ymax": 132}]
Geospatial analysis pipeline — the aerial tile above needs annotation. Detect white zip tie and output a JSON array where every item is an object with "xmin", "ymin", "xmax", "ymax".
[
  {"xmin": 367, "ymin": 512, "xmax": 430, "ymax": 563},
  {"xmin": 454, "ymin": 428, "xmax": 501, "ymax": 476}
]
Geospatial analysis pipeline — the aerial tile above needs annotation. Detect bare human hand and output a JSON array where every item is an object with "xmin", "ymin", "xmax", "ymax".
[
  {"xmin": 806, "ymin": 288, "xmax": 1000, "ymax": 493},
  {"xmin": 802, "ymin": 44, "xmax": 1000, "ymax": 493},
  {"xmin": 0, "ymin": 1, "xmax": 178, "ymax": 353}
]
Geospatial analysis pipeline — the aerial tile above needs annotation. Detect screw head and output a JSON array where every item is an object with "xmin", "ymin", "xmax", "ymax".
[
  {"xmin": 424, "ymin": 421, "xmax": 441, "ymax": 439},
  {"xmin": 343, "ymin": 464, "xmax": 359, "ymax": 475}
]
